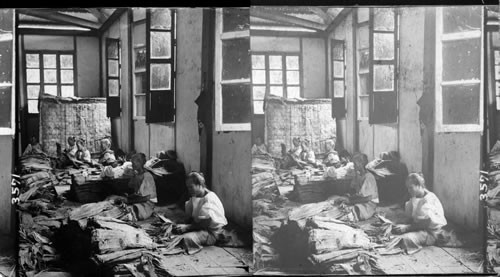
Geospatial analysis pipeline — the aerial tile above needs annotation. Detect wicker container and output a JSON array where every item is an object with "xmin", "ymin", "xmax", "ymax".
[{"xmin": 294, "ymin": 174, "xmax": 352, "ymax": 203}]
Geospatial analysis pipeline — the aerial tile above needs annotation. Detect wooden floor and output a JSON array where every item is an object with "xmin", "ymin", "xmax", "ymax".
[{"xmin": 160, "ymin": 246, "xmax": 252, "ymax": 276}]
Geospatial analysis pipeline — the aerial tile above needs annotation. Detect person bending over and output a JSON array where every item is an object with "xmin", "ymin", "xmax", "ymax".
[
  {"xmin": 126, "ymin": 153, "xmax": 158, "ymax": 221},
  {"xmin": 99, "ymin": 138, "xmax": 116, "ymax": 166},
  {"xmin": 174, "ymin": 172, "xmax": 228, "ymax": 254}
]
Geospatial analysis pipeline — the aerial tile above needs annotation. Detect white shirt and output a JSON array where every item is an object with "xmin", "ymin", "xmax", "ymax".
[
  {"xmin": 185, "ymin": 191, "xmax": 228, "ymax": 233},
  {"xmin": 405, "ymin": 190, "xmax": 447, "ymax": 230}
]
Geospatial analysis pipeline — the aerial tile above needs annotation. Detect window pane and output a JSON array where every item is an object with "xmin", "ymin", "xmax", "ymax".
[
  {"xmin": 374, "ymin": 33, "xmax": 394, "ymax": 60},
  {"xmin": 108, "ymin": 60, "xmax": 119, "ymax": 77},
  {"xmin": 357, "ymin": 26, "xmax": 369, "ymax": 49},
  {"xmin": 254, "ymin": 100, "xmax": 264, "ymax": 114},
  {"xmin": 135, "ymin": 73, "xmax": 146, "ymax": 94},
  {"xmin": 443, "ymin": 6, "xmax": 482, "ymax": 34},
  {"xmin": 26, "ymin": 69, "xmax": 40, "ymax": 83},
  {"xmin": 222, "ymin": 38, "xmax": 250, "ymax": 80},
  {"xmin": 136, "ymin": 95, "xmax": 146, "ymax": 116},
  {"xmin": 374, "ymin": 65, "xmax": 394, "ymax": 91},
  {"xmin": 357, "ymin": 8, "xmax": 369, "ymax": 23},
  {"xmin": 28, "ymin": 100, "xmax": 38, "ymax": 114},
  {"xmin": 44, "ymin": 85, "xmax": 57, "ymax": 96},
  {"xmin": 332, "ymin": 43, "xmax": 344, "ymax": 60},
  {"xmin": 442, "ymin": 84, "xmax": 479, "ymax": 125},
  {"xmin": 150, "ymin": 63, "xmax": 171, "ymax": 90},
  {"xmin": 496, "ymin": 81, "xmax": 500, "ymax": 96},
  {"xmin": 270, "ymin": 86, "xmax": 283, "ymax": 97},
  {"xmin": 252, "ymin": 70, "xmax": 266, "ymax": 84},
  {"xmin": 495, "ymin": 51, "xmax": 500, "ymax": 65},
  {"xmin": 44, "ymin": 70, "xmax": 57, "ymax": 83},
  {"xmin": 333, "ymin": 61, "xmax": 344, "ymax": 78},
  {"xmin": 133, "ymin": 8, "xmax": 146, "ymax": 22},
  {"xmin": 151, "ymin": 31, "xmax": 171, "ymax": 59},
  {"xmin": 108, "ymin": 79, "xmax": 119, "ymax": 97},
  {"xmin": 252, "ymin": 55, "xmax": 265, "ymax": 69},
  {"xmin": 253, "ymin": 86, "xmax": 265, "ymax": 100},
  {"xmin": 107, "ymin": 41, "xmax": 119, "ymax": 59},
  {"xmin": 61, "ymin": 85, "xmax": 74, "ymax": 97},
  {"xmin": 135, "ymin": 47, "xmax": 147, "ymax": 70},
  {"xmin": 286, "ymin": 56, "xmax": 299, "ymax": 70},
  {"xmin": 43, "ymin": 55, "xmax": 56, "ymax": 68},
  {"xmin": 359, "ymin": 49, "xmax": 369, "ymax": 73},
  {"xmin": 287, "ymin": 86, "xmax": 300, "ymax": 99},
  {"xmin": 269, "ymin": 70, "xmax": 282, "ymax": 84},
  {"xmin": 374, "ymin": 8, "xmax": 395, "ymax": 31},
  {"xmin": 61, "ymin": 70, "xmax": 73, "ymax": 84},
  {"xmin": 26, "ymin": 54, "xmax": 39, "ymax": 68},
  {"xmin": 221, "ymin": 83, "xmax": 251, "ymax": 124},
  {"xmin": 359, "ymin": 73, "xmax": 369, "ymax": 96},
  {"xmin": 286, "ymin": 71, "xmax": 300, "ymax": 85},
  {"xmin": 223, "ymin": 8, "xmax": 249, "ymax": 32},
  {"xmin": 60, "ymin": 55, "xmax": 73, "ymax": 69},
  {"xmin": 360, "ymin": 96, "xmax": 369, "ymax": 118},
  {"xmin": 27, "ymin": 85, "xmax": 40, "ymax": 99},
  {"xmin": 333, "ymin": 80, "xmax": 344, "ymax": 98},
  {"xmin": 496, "ymin": 66, "xmax": 500, "ymax": 80},
  {"xmin": 269, "ymin": 56, "xmax": 282, "ymax": 69},
  {"xmin": 151, "ymin": 9, "xmax": 171, "ymax": 30},
  {"xmin": 442, "ymin": 39, "xmax": 480, "ymax": 82}
]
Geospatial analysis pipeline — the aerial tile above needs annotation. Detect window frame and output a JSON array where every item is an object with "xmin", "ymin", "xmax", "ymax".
[
  {"xmin": 250, "ymin": 51, "xmax": 302, "ymax": 115},
  {"xmin": 132, "ymin": 10, "xmax": 147, "ymax": 120},
  {"xmin": 24, "ymin": 50, "xmax": 77, "ymax": 114},
  {"xmin": 331, "ymin": 39, "xmax": 346, "ymax": 119},
  {"xmin": 356, "ymin": 9, "xmax": 371, "ymax": 121},
  {"xmin": 145, "ymin": 8, "xmax": 177, "ymax": 124},
  {"xmin": 494, "ymin": 47, "xmax": 500, "ymax": 110},
  {"xmin": 435, "ymin": 7, "xmax": 484, "ymax": 133},
  {"xmin": 215, "ymin": 8, "xmax": 251, "ymax": 131},
  {"xmin": 0, "ymin": 10, "xmax": 15, "ymax": 135}
]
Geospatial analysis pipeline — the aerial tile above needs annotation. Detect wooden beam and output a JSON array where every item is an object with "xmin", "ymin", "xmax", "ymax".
[
  {"xmin": 99, "ymin": 8, "xmax": 127, "ymax": 33},
  {"xmin": 251, "ymin": 7, "xmax": 327, "ymax": 31},
  {"xmin": 308, "ymin": 7, "xmax": 333, "ymax": 25},
  {"xmin": 250, "ymin": 29, "xmax": 325, "ymax": 38},
  {"xmin": 17, "ymin": 28, "xmax": 99, "ymax": 36},
  {"xmin": 86, "ymin": 8, "xmax": 107, "ymax": 24},
  {"xmin": 17, "ymin": 9, "xmax": 100, "ymax": 30},
  {"xmin": 325, "ymin": 8, "xmax": 353, "ymax": 34}
]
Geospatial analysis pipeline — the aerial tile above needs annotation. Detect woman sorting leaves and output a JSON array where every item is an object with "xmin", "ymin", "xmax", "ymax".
[
  {"xmin": 388, "ymin": 173, "xmax": 450, "ymax": 254},
  {"xmin": 125, "ymin": 153, "xmax": 158, "ymax": 221},
  {"xmin": 173, "ymin": 171, "xmax": 228, "ymax": 254}
]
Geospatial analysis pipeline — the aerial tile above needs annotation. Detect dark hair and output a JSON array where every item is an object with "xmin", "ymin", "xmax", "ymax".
[
  {"xmin": 352, "ymin": 152, "xmax": 368, "ymax": 167},
  {"xmin": 131, "ymin": 153, "xmax": 147, "ymax": 166},
  {"xmin": 407, "ymin": 172, "xmax": 426, "ymax": 188},
  {"xmin": 187, "ymin": 171, "xmax": 206, "ymax": 188}
]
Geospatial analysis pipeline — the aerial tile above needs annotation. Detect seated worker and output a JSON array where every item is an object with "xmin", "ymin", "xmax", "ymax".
[
  {"xmin": 75, "ymin": 139, "xmax": 92, "ymax": 164},
  {"xmin": 338, "ymin": 153, "xmax": 379, "ymax": 221},
  {"xmin": 390, "ymin": 172, "xmax": 449, "ymax": 254},
  {"xmin": 125, "ymin": 153, "xmax": 158, "ymax": 221},
  {"xmin": 251, "ymin": 136, "xmax": 269, "ymax": 155},
  {"xmin": 290, "ymin": 137, "xmax": 302, "ymax": 159},
  {"xmin": 173, "ymin": 172, "xmax": 228, "ymax": 255},
  {"xmin": 323, "ymin": 138, "xmax": 341, "ymax": 168},
  {"xmin": 23, "ymin": 136, "xmax": 43, "ymax": 156},
  {"xmin": 65, "ymin": 136, "xmax": 78, "ymax": 159},
  {"xmin": 300, "ymin": 139, "xmax": 317, "ymax": 166},
  {"xmin": 99, "ymin": 138, "xmax": 116, "ymax": 166}
]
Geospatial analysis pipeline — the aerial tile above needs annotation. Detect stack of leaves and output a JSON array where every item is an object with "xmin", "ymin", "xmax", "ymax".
[{"xmin": 18, "ymin": 229, "xmax": 61, "ymax": 275}]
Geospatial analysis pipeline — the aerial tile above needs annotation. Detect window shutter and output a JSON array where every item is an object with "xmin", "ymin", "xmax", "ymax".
[
  {"xmin": 331, "ymin": 39, "xmax": 346, "ymax": 119},
  {"xmin": 146, "ymin": 8, "xmax": 176, "ymax": 124},
  {"xmin": 106, "ymin": 38, "xmax": 121, "ymax": 118},
  {"xmin": 369, "ymin": 8, "xmax": 398, "ymax": 124}
]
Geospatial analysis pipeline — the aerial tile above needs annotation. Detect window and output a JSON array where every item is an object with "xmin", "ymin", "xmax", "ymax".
[
  {"xmin": 215, "ymin": 8, "xmax": 251, "ymax": 131},
  {"xmin": 106, "ymin": 38, "xmax": 121, "ymax": 117},
  {"xmin": 495, "ymin": 48, "xmax": 500, "ymax": 110},
  {"xmin": 25, "ymin": 51, "xmax": 76, "ymax": 114},
  {"xmin": 145, "ymin": 8, "xmax": 176, "ymax": 124},
  {"xmin": 251, "ymin": 53, "xmax": 301, "ymax": 115},
  {"xmin": 0, "ymin": 9, "xmax": 14, "ymax": 135},
  {"xmin": 132, "ymin": 8, "xmax": 147, "ymax": 119},
  {"xmin": 356, "ymin": 8, "xmax": 399, "ymax": 123},
  {"xmin": 331, "ymin": 39, "xmax": 346, "ymax": 118},
  {"xmin": 435, "ymin": 6, "xmax": 483, "ymax": 132}
]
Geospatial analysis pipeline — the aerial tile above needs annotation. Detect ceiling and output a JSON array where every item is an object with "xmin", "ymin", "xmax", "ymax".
[
  {"xmin": 250, "ymin": 6, "xmax": 344, "ymax": 33},
  {"xmin": 16, "ymin": 8, "xmax": 119, "ymax": 32}
]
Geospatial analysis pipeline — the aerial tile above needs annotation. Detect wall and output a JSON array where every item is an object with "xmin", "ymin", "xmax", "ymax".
[
  {"xmin": 212, "ymin": 132, "xmax": 252, "ymax": 230},
  {"xmin": 328, "ymin": 12, "xmax": 355, "ymax": 154},
  {"xmin": 174, "ymin": 8, "xmax": 203, "ymax": 172},
  {"xmin": 0, "ymin": 136, "xmax": 13, "ymax": 236},
  {"xmin": 101, "ymin": 13, "xmax": 133, "ymax": 152},
  {"xmin": 250, "ymin": 36, "xmax": 326, "ymax": 99},
  {"xmin": 22, "ymin": 35, "xmax": 100, "ymax": 98}
]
